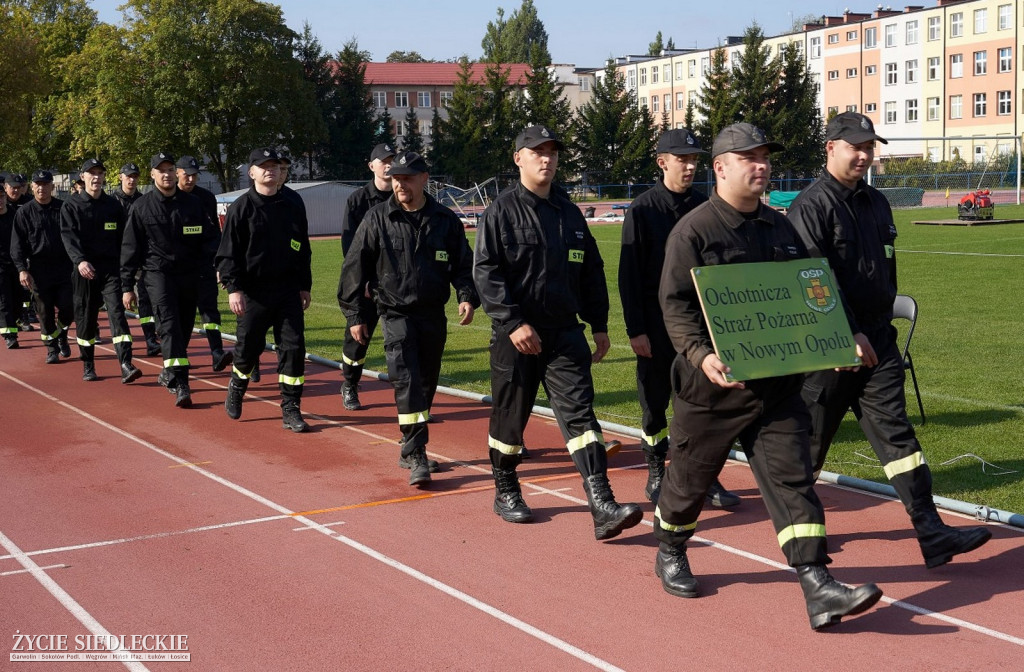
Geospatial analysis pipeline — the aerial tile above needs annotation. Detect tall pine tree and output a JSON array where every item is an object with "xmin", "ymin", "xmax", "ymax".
[
  {"xmin": 402, "ymin": 106, "xmax": 424, "ymax": 154},
  {"xmin": 695, "ymin": 47, "xmax": 739, "ymax": 144}
]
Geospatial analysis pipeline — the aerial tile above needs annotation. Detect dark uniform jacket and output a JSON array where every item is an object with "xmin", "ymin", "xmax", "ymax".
[
  {"xmin": 339, "ymin": 193, "xmax": 477, "ymax": 322},
  {"xmin": 120, "ymin": 187, "xmax": 218, "ymax": 288},
  {"xmin": 341, "ymin": 180, "xmax": 390, "ymax": 255},
  {"xmin": 216, "ymin": 186, "xmax": 312, "ymax": 295},
  {"xmin": 61, "ymin": 191, "xmax": 127, "ymax": 276},
  {"xmin": 188, "ymin": 185, "xmax": 219, "ymax": 228},
  {"xmin": 0, "ymin": 207, "xmax": 16, "ymax": 274},
  {"xmin": 112, "ymin": 187, "xmax": 142, "ymax": 216},
  {"xmin": 787, "ymin": 171, "xmax": 898, "ymax": 334},
  {"xmin": 619, "ymin": 181, "xmax": 707, "ymax": 338},
  {"xmin": 11, "ymin": 198, "xmax": 71, "ymax": 283},
  {"xmin": 474, "ymin": 181, "xmax": 609, "ymax": 335},
  {"xmin": 659, "ymin": 189, "xmax": 807, "ymax": 370}
]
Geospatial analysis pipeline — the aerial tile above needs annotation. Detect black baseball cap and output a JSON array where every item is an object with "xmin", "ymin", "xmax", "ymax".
[
  {"xmin": 515, "ymin": 124, "xmax": 565, "ymax": 151},
  {"xmin": 370, "ymin": 143, "xmax": 396, "ymax": 161},
  {"xmin": 120, "ymin": 163, "xmax": 140, "ymax": 176},
  {"xmin": 656, "ymin": 128, "xmax": 705, "ymax": 155},
  {"xmin": 150, "ymin": 152, "xmax": 175, "ymax": 169},
  {"xmin": 388, "ymin": 151, "xmax": 429, "ymax": 175},
  {"xmin": 826, "ymin": 111, "xmax": 889, "ymax": 145},
  {"xmin": 7, "ymin": 173, "xmax": 26, "ymax": 186},
  {"xmin": 249, "ymin": 147, "xmax": 282, "ymax": 167},
  {"xmin": 711, "ymin": 123, "xmax": 784, "ymax": 159},
  {"xmin": 278, "ymin": 151, "xmax": 292, "ymax": 166},
  {"xmin": 81, "ymin": 158, "xmax": 105, "ymax": 172},
  {"xmin": 176, "ymin": 155, "xmax": 201, "ymax": 175},
  {"xmin": 32, "ymin": 170, "xmax": 54, "ymax": 184}
]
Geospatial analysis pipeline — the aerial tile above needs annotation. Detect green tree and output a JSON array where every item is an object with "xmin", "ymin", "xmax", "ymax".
[
  {"xmin": 374, "ymin": 108, "xmax": 397, "ymax": 148},
  {"xmin": 0, "ymin": 4, "xmax": 49, "ymax": 170},
  {"xmin": 684, "ymin": 99, "xmax": 696, "ymax": 131},
  {"xmin": 402, "ymin": 106, "xmax": 424, "ymax": 155},
  {"xmin": 325, "ymin": 39, "xmax": 378, "ymax": 179},
  {"xmin": 386, "ymin": 50, "xmax": 429, "ymax": 63},
  {"xmin": 695, "ymin": 47, "xmax": 739, "ymax": 144},
  {"xmin": 731, "ymin": 24, "xmax": 780, "ymax": 132},
  {"xmin": 518, "ymin": 45, "xmax": 575, "ymax": 176},
  {"xmin": 770, "ymin": 42, "xmax": 825, "ymax": 178},
  {"xmin": 481, "ymin": 0, "xmax": 549, "ymax": 63},
  {"xmin": 432, "ymin": 57, "xmax": 484, "ymax": 184},
  {"xmin": 648, "ymin": 31, "xmax": 664, "ymax": 56},
  {"xmin": 290, "ymin": 22, "xmax": 332, "ymax": 177}
]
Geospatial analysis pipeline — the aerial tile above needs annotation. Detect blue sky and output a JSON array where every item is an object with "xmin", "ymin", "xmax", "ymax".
[{"xmin": 87, "ymin": 0, "xmax": 846, "ymax": 67}]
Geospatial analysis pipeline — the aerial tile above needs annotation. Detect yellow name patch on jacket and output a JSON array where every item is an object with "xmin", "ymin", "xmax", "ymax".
[
  {"xmin": 183, "ymin": 226, "xmax": 202, "ymax": 235},
  {"xmin": 290, "ymin": 239, "xmax": 301, "ymax": 251},
  {"xmin": 104, "ymin": 222, "xmax": 117, "ymax": 231},
  {"xmin": 435, "ymin": 250, "xmax": 449, "ymax": 262},
  {"xmin": 569, "ymin": 250, "xmax": 584, "ymax": 263}
]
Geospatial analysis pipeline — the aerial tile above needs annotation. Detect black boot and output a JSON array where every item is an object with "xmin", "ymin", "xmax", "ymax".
[
  {"xmin": 57, "ymin": 329, "xmax": 71, "ymax": 358},
  {"xmin": 398, "ymin": 439, "xmax": 440, "ymax": 472},
  {"xmin": 912, "ymin": 508, "xmax": 992, "ymax": 569},
  {"xmin": 82, "ymin": 361, "xmax": 98, "ymax": 382},
  {"xmin": 797, "ymin": 564, "xmax": 883, "ymax": 630},
  {"xmin": 174, "ymin": 381, "xmax": 192, "ymax": 408},
  {"xmin": 492, "ymin": 465, "xmax": 533, "ymax": 522},
  {"xmin": 582, "ymin": 474, "xmax": 644, "ymax": 540},
  {"xmin": 341, "ymin": 381, "xmax": 361, "ymax": 410},
  {"xmin": 45, "ymin": 341, "xmax": 60, "ymax": 364},
  {"xmin": 706, "ymin": 479, "xmax": 741, "ymax": 508},
  {"xmin": 406, "ymin": 448, "xmax": 431, "ymax": 486},
  {"xmin": 157, "ymin": 367, "xmax": 176, "ymax": 391},
  {"xmin": 281, "ymin": 401, "xmax": 310, "ymax": 433},
  {"xmin": 4, "ymin": 334, "xmax": 18, "ymax": 349},
  {"xmin": 211, "ymin": 349, "xmax": 233, "ymax": 372},
  {"xmin": 225, "ymin": 377, "xmax": 247, "ymax": 420},
  {"xmin": 643, "ymin": 440, "xmax": 668, "ymax": 504},
  {"xmin": 655, "ymin": 542, "xmax": 699, "ymax": 598},
  {"xmin": 120, "ymin": 362, "xmax": 142, "ymax": 384}
]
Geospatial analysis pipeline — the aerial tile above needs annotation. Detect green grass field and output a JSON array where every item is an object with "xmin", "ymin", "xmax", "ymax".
[{"xmin": 216, "ymin": 205, "xmax": 1024, "ymax": 513}]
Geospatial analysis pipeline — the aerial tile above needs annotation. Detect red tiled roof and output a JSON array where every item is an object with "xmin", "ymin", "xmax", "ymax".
[{"xmin": 359, "ymin": 62, "xmax": 532, "ymax": 86}]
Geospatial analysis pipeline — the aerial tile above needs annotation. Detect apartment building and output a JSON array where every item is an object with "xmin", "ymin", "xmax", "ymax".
[{"xmin": 620, "ymin": 0, "xmax": 1021, "ymax": 162}]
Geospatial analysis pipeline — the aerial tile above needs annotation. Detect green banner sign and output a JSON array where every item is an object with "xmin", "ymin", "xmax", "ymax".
[{"xmin": 691, "ymin": 258, "xmax": 860, "ymax": 381}]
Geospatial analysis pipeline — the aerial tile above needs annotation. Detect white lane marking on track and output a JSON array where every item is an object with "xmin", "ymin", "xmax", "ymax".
[
  {"xmin": 1, "ymin": 564, "xmax": 66, "ymax": 577},
  {"xmin": 0, "ymin": 371, "xmax": 626, "ymax": 672},
  {"xmin": 293, "ymin": 521, "xmax": 346, "ymax": 532},
  {"xmin": 0, "ymin": 531, "xmax": 150, "ymax": 672}
]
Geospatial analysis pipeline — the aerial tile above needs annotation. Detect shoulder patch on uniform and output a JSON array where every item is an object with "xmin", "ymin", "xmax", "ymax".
[{"xmin": 290, "ymin": 239, "xmax": 301, "ymax": 251}]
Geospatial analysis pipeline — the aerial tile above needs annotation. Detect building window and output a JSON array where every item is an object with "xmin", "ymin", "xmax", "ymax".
[
  {"xmin": 866, "ymin": 102, "xmax": 877, "ymax": 113},
  {"xmin": 828, "ymin": 70, "xmax": 839, "ymax": 80},
  {"xmin": 865, "ymin": 27, "xmax": 877, "ymax": 48},
  {"xmin": 440, "ymin": 91, "xmax": 453, "ymax": 106},
  {"xmin": 688, "ymin": 90, "xmax": 697, "ymax": 105},
  {"xmin": 865, "ymin": 64, "xmax": 877, "ymax": 76},
  {"xmin": 395, "ymin": 91, "xmax": 408, "ymax": 108},
  {"xmin": 810, "ymin": 37, "xmax": 821, "ymax": 58},
  {"xmin": 420, "ymin": 120, "xmax": 432, "ymax": 137},
  {"xmin": 906, "ymin": 20, "xmax": 919, "ymax": 45},
  {"xmin": 827, "ymin": 105, "xmax": 839, "ymax": 116},
  {"xmin": 640, "ymin": 68, "xmax": 647, "ymax": 85},
  {"xmin": 847, "ymin": 68, "xmax": 858, "ymax": 78},
  {"xmin": 998, "ymin": 4, "xmax": 1011, "ymax": 30},
  {"xmin": 928, "ymin": 16, "xmax": 941, "ymax": 40},
  {"xmin": 951, "ymin": 12, "xmax": 963, "ymax": 38},
  {"xmin": 846, "ymin": 104, "xmax": 858, "ymax": 112},
  {"xmin": 395, "ymin": 119, "xmax": 406, "ymax": 137},
  {"xmin": 847, "ymin": 30, "xmax": 858, "ymax": 41},
  {"xmin": 906, "ymin": 60, "xmax": 918, "ymax": 84},
  {"xmin": 828, "ymin": 33, "xmax": 839, "ymax": 44},
  {"xmin": 640, "ymin": 96, "xmax": 647, "ymax": 108},
  {"xmin": 974, "ymin": 51, "xmax": 987, "ymax": 76},
  {"xmin": 885, "ymin": 24, "xmax": 897, "ymax": 47},
  {"xmin": 663, "ymin": 64, "xmax": 670, "ymax": 81},
  {"xmin": 927, "ymin": 96, "xmax": 940, "ymax": 120},
  {"xmin": 676, "ymin": 92, "xmax": 685, "ymax": 110},
  {"xmin": 950, "ymin": 94, "xmax": 963, "ymax": 119},
  {"xmin": 886, "ymin": 62, "xmax": 897, "ymax": 85},
  {"xmin": 675, "ymin": 62, "xmax": 683, "ymax": 80},
  {"xmin": 688, "ymin": 59, "xmax": 696, "ymax": 77},
  {"xmin": 974, "ymin": 8, "xmax": 987, "ymax": 34},
  {"xmin": 906, "ymin": 99, "xmax": 919, "ymax": 122},
  {"xmin": 885, "ymin": 101, "xmax": 897, "ymax": 123},
  {"xmin": 998, "ymin": 90, "xmax": 1012, "ymax": 115},
  {"xmin": 651, "ymin": 67, "xmax": 658, "ymax": 83},
  {"xmin": 701, "ymin": 57, "xmax": 709, "ymax": 75},
  {"xmin": 928, "ymin": 57, "xmax": 940, "ymax": 80},
  {"xmin": 417, "ymin": 91, "xmax": 431, "ymax": 108},
  {"xmin": 975, "ymin": 145, "xmax": 986, "ymax": 162},
  {"xmin": 579, "ymin": 78, "xmax": 590, "ymax": 92},
  {"xmin": 974, "ymin": 93, "xmax": 987, "ymax": 117},
  {"xmin": 999, "ymin": 47, "xmax": 1012, "ymax": 72},
  {"xmin": 372, "ymin": 91, "xmax": 386, "ymax": 108},
  {"xmin": 664, "ymin": 93, "xmax": 670, "ymax": 111},
  {"xmin": 950, "ymin": 53, "xmax": 963, "ymax": 78},
  {"xmin": 651, "ymin": 95, "xmax": 659, "ymax": 112}
]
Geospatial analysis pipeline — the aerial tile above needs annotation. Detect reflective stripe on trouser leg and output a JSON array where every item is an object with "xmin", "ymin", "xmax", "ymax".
[
  {"xmin": 138, "ymin": 316, "xmax": 155, "ymax": 325},
  {"xmin": 642, "ymin": 427, "xmax": 670, "ymax": 447},
  {"xmin": 777, "ymin": 523, "xmax": 827, "ymax": 550},
  {"xmin": 488, "ymin": 435, "xmax": 523, "ymax": 455},
  {"xmin": 342, "ymin": 312, "xmax": 377, "ymax": 384},
  {"xmin": 381, "ymin": 311, "xmax": 444, "ymax": 455}
]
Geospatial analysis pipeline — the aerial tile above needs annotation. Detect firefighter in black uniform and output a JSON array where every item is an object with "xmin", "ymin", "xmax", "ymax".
[
  {"xmin": 176, "ymin": 155, "xmax": 231, "ymax": 373},
  {"xmin": 121, "ymin": 152, "xmax": 218, "ymax": 408},
  {"xmin": 11, "ymin": 170, "xmax": 73, "ymax": 363},
  {"xmin": 219, "ymin": 148, "xmax": 312, "ymax": 433},
  {"xmin": 653, "ymin": 123, "xmax": 883, "ymax": 630},
  {"xmin": 339, "ymin": 142, "xmax": 396, "ymax": 410},
  {"xmin": 339, "ymin": 151, "xmax": 478, "ymax": 486},
  {"xmin": 5, "ymin": 172, "xmax": 37, "ymax": 331},
  {"xmin": 60, "ymin": 158, "xmax": 142, "ymax": 383},
  {"xmin": 473, "ymin": 125, "xmax": 642, "ymax": 540},
  {"xmin": 787, "ymin": 112, "xmax": 992, "ymax": 568},
  {"xmin": 618, "ymin": 128, "xmax": 740, "ymax": 508},
  {"xmin": 112, "ymin": 162, "xmax": 160, "ymax": 357},
  {"xmin": 0, "ymin": 174, "xmax": 21, "ymax": 348}
]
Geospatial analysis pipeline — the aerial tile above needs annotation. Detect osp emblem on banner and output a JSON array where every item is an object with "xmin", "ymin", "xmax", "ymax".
[{"xmin": 800, "ymin": 268, "xmax": 838, "ymax": 313}]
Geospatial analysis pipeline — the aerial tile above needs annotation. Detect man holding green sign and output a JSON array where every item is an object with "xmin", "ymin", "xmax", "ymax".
[{"xmin": 652, "ymin": 122, "xmax": 883, "ymax": 630}]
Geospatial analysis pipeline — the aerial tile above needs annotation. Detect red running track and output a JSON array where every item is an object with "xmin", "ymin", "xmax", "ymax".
[{"xmin": 1, "ymin": 326, "xmax": 1022, "ymax": 671}]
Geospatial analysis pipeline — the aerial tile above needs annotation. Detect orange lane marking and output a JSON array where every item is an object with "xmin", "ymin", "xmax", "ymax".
[
  {"xmin": 168, "ymin": 461, "xmax": 213, "ymax": 469},
  {"xmin": 289, "ymin": 468, "xmax": 607, "ymax": 518}
]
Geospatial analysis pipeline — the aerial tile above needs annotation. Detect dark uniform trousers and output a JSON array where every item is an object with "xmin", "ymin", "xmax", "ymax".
[
  {"xmin": 488, "ymin": 323, "xmax": 607, "ymax": 474},
  {"xmin": 196, "ymin": 271, "xmax": 224, "ymax": 354},
  {"xmin": 231, "ymin": 287, "xmax": 305, "ymax": 402},
  {"xmin": 342, "ymin": 310, "xmax": 379, "ymax": 386},
  {"xmin": 135, "ymin": 273, "xmax": 157, "ymax": 332},
  {"xmin": 655, "ymin": 355, "xmax": 830, "ymax": 568},
  {"xmin": 0, "ymin": 269, "xmax": 19, "ymax": 336},
  {"xmin": 636, "ymin": 320, "xmax": 676, "ymax": 450},
  {"xmin": 32, "ymin": 275, "xmax": 73, "ymax": 347},
  {"xmin": 72, "ymin": 269, "xmax": 133, "ymax": 364},
  {"xmin": 802, "ymin": 323, "xmax": 932, "ymax": 515},
  {"xmin": 146, "ymin": 270, "xmax": 199, "ymax": 384},
  {"xmin": 380, "ymin": 310, "xmax": 445, "ymax": 457}
]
